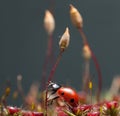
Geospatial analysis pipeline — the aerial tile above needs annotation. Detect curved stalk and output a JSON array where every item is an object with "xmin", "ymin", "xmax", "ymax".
[{"xmin": 78, "ymin": 27, "xmax": 102, "ymax": 102}]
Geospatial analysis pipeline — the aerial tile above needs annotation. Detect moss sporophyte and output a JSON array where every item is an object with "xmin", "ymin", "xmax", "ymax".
[{"xmin": 1, "ymin": 2, "xmax": 120, "ymax": 116}]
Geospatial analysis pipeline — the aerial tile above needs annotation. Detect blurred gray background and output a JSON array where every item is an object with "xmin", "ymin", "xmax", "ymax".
[{"xmin": 0, "ymin": 0, "xmax": 120, "ymax": 104}]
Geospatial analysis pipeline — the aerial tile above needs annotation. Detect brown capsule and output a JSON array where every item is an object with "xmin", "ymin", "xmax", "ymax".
[
  {"xmin": 69, "ymin": 4, "xmax": 83, "ymax": 28},
  {"xmin": 5, "ymin": 87, "xmax": 11, "ymax": 96},
  {"xmin": 82, "ymin": 45, "xmax": 91, "ymax": 60},
  {"xmin": 59, "ymin": 27, "xmax": 70, "ymax": 51},
  {"xmin": 44, "ymin": 10, "xmax": 55, "ymax": 35}
]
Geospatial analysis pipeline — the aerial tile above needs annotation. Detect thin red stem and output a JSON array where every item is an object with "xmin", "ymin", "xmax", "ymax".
[
  {"xmin": 47, "ymin": 50, "xmax": 63, "ymax": 82},
  {"xmin": 17, "ymin": 78, "xmax": 25, "ymax": 102},
  {"xmin": 83, "ymin": 60, "xmax": 90, "ymax": 92},
  {"xmin": 41, "ymin": 34, "xmax": 54, "ymax": 90},
  {"xmin": 78, "ymin": 28, "xmax": 102, "ymax": 102},
  {"xmin": 45, "ymin": 49, "xmax": 64, "ymax": 116}
]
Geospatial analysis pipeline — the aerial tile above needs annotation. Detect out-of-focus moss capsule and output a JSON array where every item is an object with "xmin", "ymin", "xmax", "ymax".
[
  {"xmin": 5, "ymin": 87, "xmax": 11, "ymax": 96},
  {"xmin": 44, "ymin": 10, "xmax": 55, "ymax": 35},
  {"xmin": 59, "ymin": 27, "xmax": 70, "ymax": 51},
  {"xmin": 89, "ymin": 81, "xmax": 92, "ymax": 89},
  {"xmin": 13, "ymin": 91, "xmax": 18, "ymax": 99},
  {"xmin": 69, "ymin": 4, "xmax": 83, "ymax": 28},
  {"xmin": 82, "ymin": 45, "xmax": 91, "ymax": 60}
]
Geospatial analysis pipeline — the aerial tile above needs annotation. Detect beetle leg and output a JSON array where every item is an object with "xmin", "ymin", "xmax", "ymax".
[{"xmin": 47, "ymin": 96, "xmax": 59, "ymax": 105}]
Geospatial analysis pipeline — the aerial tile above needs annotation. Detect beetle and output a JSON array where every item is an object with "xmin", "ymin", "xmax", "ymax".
[{"xmin": 47, "ymin": 81, "xmax": 79, "ymax": 107}]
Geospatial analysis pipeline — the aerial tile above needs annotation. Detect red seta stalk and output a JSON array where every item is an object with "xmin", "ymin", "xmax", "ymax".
[
  {"xmin": 41, "ymin": 34, "xmax": 54, "ymax": 90},
  {"xmin": 47, "ymin": 49, "xmax": 64, "ymax": 83},
  {"xmin": 44, "ymin": 27, "xmax": 70, "ymax": 116},
  {"xmin": 82, "ymin": 60, "xmax": 90, "ymax": 92},
  {"xmin": 78, "ymin": 27, "xmax": 102, "ymax": 102},
  {"xmin": 45, "ymin": 49, "xmax": 64, "ymax": 116},
  {"xmin": 17, "ymin": 75, "xmax": 25, "ymax": 102}
]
